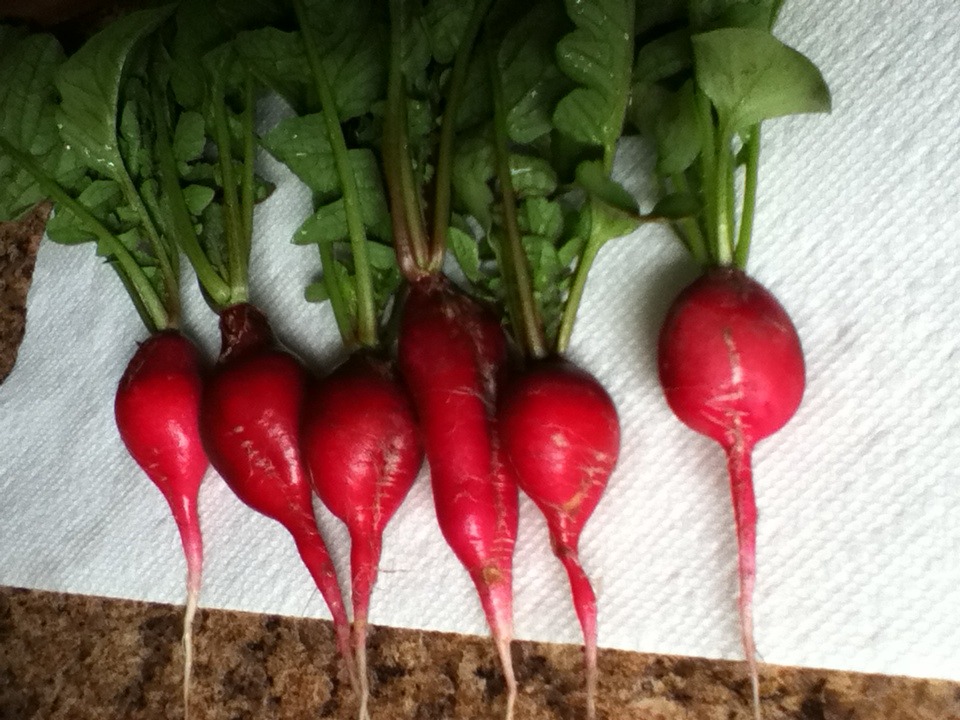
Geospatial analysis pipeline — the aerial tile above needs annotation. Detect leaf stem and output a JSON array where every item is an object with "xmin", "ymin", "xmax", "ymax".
[
  {"xmin": 210, "ymin": 67, "xmax": 248, "ymax": 303},
  {"xmin": 714, "ymin": 125, "xmax": 735, "ymax": 265},
  {"xmin": 240, "ymin": 75, "xmax": 256, "ymax": 265},
  {"xmin": 316, "ymin": 241, "xmax": 355, "ymax": 342},
  {"xmin": 556, "ymin": 217, "xmax": 602, "ymax": 355},
  {"xmin": 430, "ymin": 0, "xmax": 492, "ymax": 270},
  {"xmin": 151, "ymin": 81, "xmax": 231, "ymax": 307},
  {"xmin": 734, "ymin": 125, "xmax": 760, "ymax": 269},
  {"xmin": 295, "ymin": 0, "xmax": 377, "ymax": 348},
  {"xmin": 0, "ymin": 136, "xmax": 170, "ymax": 331},
  {"xmin": 695, "ymin": 92, "xmax": 719, "ymax": 263},
  {"xmin": 385, "ymin": 0, "xmax": 430, "ymax": 281},
  {"xmin": 669, "ymin": 172, "xmax": 710, "ymax": 265},
  {"xmin": 486, "ymin": 38, "xmax": 546, "ymax": 360}
]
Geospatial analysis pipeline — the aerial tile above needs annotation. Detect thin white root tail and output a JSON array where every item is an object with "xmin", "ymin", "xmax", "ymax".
[
  {"xmin": 496, "ymin": 635, "xmax": 517, "ymax": 720},
  {"xmin": 182, "ymin": 585, "xmax": 199, "ymax": 720}
]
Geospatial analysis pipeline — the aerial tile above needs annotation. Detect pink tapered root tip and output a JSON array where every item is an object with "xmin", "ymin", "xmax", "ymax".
[
  {"xmin": 170, "ymin": 497, "xmax": 204, "ymax": 720},
  {"xmin": 726, "ymin": 442, "xmax": 761, "ymax": 720},
  {"xmin": 350, "ymin": 533, "xmax": 381, "ymax": 720},
  {"xmin": 557, "ymin": 546, "xmax": 598, "ymax": 720},
  {"xmin": 472, "ymin": 569, "xmax": 517, "ymax": 720}
]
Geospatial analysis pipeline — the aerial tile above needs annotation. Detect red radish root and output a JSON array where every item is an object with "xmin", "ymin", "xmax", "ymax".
[
  {"xmin": 498, "ymin": 359, "xmax": 620, "ymax": 720},
  {"xmin": 200, "ymin": 302, "xmax": 357, "ymax": 690},
  {"xmin": 398, "ymin": 277, "xmax": 519, "ymax": 719},
  {"xmin": 658, "ymin": 268, "xmax": 804, "ymax": 719},
  {"xmin": 302, "ymin": 351, "xmax": 423, "ymax": 719},
  {"xmin": 114, "ymin": 330, "xmax": 207, "ymax": 720}
]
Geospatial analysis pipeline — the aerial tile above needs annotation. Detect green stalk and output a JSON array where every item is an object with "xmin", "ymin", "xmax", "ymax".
[
  {"xmin": 240, "ymin": 75, "xmax": 256, "ymax": 264},
  {"xmin": 556, "ymin": 221, "xmax": 602, "ymax": 355},
  {"xmin": 0, "ymin": 136, "xmax": 170, "ymax": 331},
  {"xmin": 669, "ymin": 171, "xmax": 710, "ymax": 265},
  {"xmin": 295, "ymin": 0, "xmax": 377, "ymax": 347},
  {"xmin": 151, "ymin": 84, "xmax": 231, "ymax": 307},
  {"xmin": 487, "ymin": 38, "xmax": 546, "ymax": 360},
  {"xmin": 695, "ymin": 92, "xmax": 719, "ymax": 262},
  {"xmin": 714, "ymin": 125, "xmax": 735, "ymax": 266},
  {"xmin": 385, "ymin": 0, "xmax": 430, "ymax": 280},
  {"xmin": 210, "ymin": 72, "xmax": 248, "ymax": 303},
  {"xmin": 316, "ymin": 240, "xmax": 355, "ymax": 342},
  {"xmin": 734, "ymin": 125, "xmax": 761, "ymax": 269},
  {"xmin": 430, "ymin": 0, "xmax": 492, "ymax": 269}
]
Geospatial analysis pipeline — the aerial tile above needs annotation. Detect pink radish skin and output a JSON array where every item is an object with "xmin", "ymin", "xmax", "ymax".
[
  {"xmin": 657, "ymin": 267, "xmax": 804, "ymax": 720},
  {"xmin": 498, "ymin": 360, "xmax": 619, "ymax": 720},
  {"xmin": 302, "ymin": 351, "xmax": 423, "ymax": 719},
  {"xmin": 200, "ymin": 302, "xmax": 357, "ymax": 690},
  {"xmin": 398, "ymin": 277, "xmax": 519, "ymax": 719},
  {"xmin": 114, "ymin": 330, "xmax": 207, "ymax": 720}
]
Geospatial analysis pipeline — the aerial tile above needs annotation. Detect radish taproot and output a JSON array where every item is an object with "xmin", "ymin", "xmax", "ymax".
[
  {"xmin": 0, "ymin": 12, "xmax": 217, "ymax": 717},
  {"xmin": 657, "ymin": 267, "xmax": 804, "ymax": 714},
  {"xmin": 379, "ymin": 1, "xmax": 520, "ymax": 714},
  {"xmin": 158, "ymin": 13, "xmax": 360, "ymax": 695},
  {"xmin": 115, "ymin": 330, "xmax": 207, "ymax": 716},
  {"xmin": 633, "ymin": 10, "xmax": 830, "ymax": 717},
  {"xmin": 446, "ymin": 5, "xmax": 638, "ymax": 716},
  {"xmin": 200, "ymin": 302, "xmax": 355, "ymax": 677},
  {"xmin": 252, "ymin": 3, "xmax": 424, "ymax": 715}
]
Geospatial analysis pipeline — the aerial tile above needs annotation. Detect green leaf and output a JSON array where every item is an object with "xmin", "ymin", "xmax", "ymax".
[
  {"xmin": 299, "ymin": 0, "xmax": 387, "ymax": 120},
  {"xmin": 261, "ymin": 113, "xmax": 337, "ymax": 196},
  {"xmin": 633, "ymin": 29, "xmax": 692, "ymax": 84},
  {"xmin": 365, "ymin": 239, "xmax": 396, "ymax": 271},
  {"xmin": 45, "ymin": 179, "xmax": 122, "ymax": 244},
  {"xmin": 423, "ymin": 0, "xmax": 474, "ymax": 64},
  {"xmin": 182, "ymin": 184, "xmax": 215, "ymax": 215},
  {"xmin": 575, "ymin": 160, "xmax": 638, "ymax": 213},
  {"xmin": 452, "ymin": 136, "xmax": 494, "ymax": 229},
  {"xmin": 522, "ymin": 197, "xmax": 564, "ymax": 240},
  {"xmin": 304, "ymin": 280, "xmax": 330, "ymax": 303},
  {"xmin": 552, "ymin": 0, "xmax": 635, "ymax": 154},
  {"xmin": 0, "ymin": 30, "xmax": 84, "ymax": 219},
  {"xmin": 557, "ymin": 235, "xmax": 585, "ymax": 266},
  {"xmin": 689, "ymin": 0, "xmax": 780, "ymax": 30},
  {"xmin": 655, "ymin": 80, "xmax": 701, "ymax": 174},
  {"xmin": 55, "ymin": 7, "xmax": 172, "ymax": 177},
  {"xmin": 635, "ymin": 0, "xmax": 686, "ymax": 35},
  {"xmin": 235, "ymin": 28, "xmax": 313, "ymax": 114},
  {"xmin": 173, "ymin": 111, "xmax": 207, "ymax": 165},
  {"xmin": 589, "ymin": 196, "xmax": 640, "ymax": 243},
  {"xmin": 448, "ymin": 225, "xmax": 481, "ymax": 282},
  {"xmin": 509, "ymin": 154, "xmax": 558, "ymax": 197},
  {"xmin": 692, "ymin": 28, "xmax": 831, "ymax": 132}
]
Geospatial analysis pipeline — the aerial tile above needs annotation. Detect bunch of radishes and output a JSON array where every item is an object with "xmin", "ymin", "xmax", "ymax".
[{"xmin": 0, "ymin": 0, "xmax": 832, "ymax": 718}]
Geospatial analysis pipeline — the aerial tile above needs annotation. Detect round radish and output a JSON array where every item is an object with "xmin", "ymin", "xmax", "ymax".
[
  {"xmin": 301, "ymin": 350, "xmax": 423, "ymax": 719},
  {"xmin": 201, "ymin": 302, "xmax": 356, "ymax": 688},
  {"xmin": 658, "ymin": 267, "xmax": 804, "ymax": 716},
  {"xmin": 498, "ymin": 359, "xmax": 620, "ymax": 720},
  {"xmin": 115, "ymin": 330, "xmax": 207, "ymax": 719}
]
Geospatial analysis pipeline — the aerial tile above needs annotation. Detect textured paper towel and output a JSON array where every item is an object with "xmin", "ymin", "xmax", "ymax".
[{"xmin": 1, "ymin": 0, "xmax": 959, "ymax": 681}]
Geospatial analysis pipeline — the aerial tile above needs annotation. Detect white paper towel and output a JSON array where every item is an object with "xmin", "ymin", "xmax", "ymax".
[{"xmin": 2, "ymin": 0, "xmax": 959, "ymax": 682}]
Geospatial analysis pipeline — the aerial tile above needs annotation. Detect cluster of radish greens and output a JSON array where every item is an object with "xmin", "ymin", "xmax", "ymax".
[{"xmin": 0, "ymin": 0, "xmax": 829, "ymax": 718}]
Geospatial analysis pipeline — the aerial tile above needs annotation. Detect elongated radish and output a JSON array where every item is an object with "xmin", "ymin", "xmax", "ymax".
[
  {"xmin": 302, "ymin": 352, "xmax": 422, "ymax": 720},
  {"xmin": 200, "ymin": 302, "xmax": 356, "ymax": 686},
  {"xmin": 115, "ymin": 330, "xmax": 207, "ymax": 719},
  {"xmin": 498, "ymin": 360, "xmax": 618, "ymax": 719},
  {"xmin": 398, "ymin": 276, "xmax": 518, "ymax": 717},
  {"xmin": 379, "ymin": 1, "xmax": 521, "ymax": 715},
  {"xmin": 658, "ymin": 267, "xmax": 804, "ymax": 715}
]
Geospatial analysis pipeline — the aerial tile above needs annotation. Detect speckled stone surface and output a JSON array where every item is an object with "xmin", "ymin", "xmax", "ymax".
[
  {"xmin": 2, "ymin": 213, "xmax": 960, "ymax": 719},
  {"xmin": 2, "ymin": 587, "xmax": 959, "ymax": 720}
]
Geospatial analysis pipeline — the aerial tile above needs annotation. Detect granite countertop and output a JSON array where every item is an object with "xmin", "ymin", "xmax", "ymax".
[{"xmin": 3, "ymin": 210, "xmax": 960, "ymax": 719}]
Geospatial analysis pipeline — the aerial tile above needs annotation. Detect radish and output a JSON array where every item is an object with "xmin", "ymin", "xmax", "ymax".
[
  {"xmin": 469, "ymin": 10, "xmax": 635, "ymax": 714},
  {"xmin": 301, "ymin": 352, "xmax": 422, "ymax": 720},
  {"xmin": 1, "ymin": 13, "xmax": 216, "ymax": 718},
  {"xmin": 115, "ymin": 330, "xmax": 207, "ymax": 718},
  {"xmin": 657, "ymin": 266, "xmax": 804, "ymax": 716},
  {"xmin": 377, "ymin": 1, "xmax": 521, "ymax": 715},
  {"xmin": 200, "ymin": 302, "xmax": 355, "ymax": 681},
  {"xmin": 633, "ymin": 12, "xmax": 831, "ymax": 717},
  {"xmin": 154, "ymin": 18, "xmax": 361, "ymax": 696},
  {"xmin": 248, "ymin": 3, "xmax": 425, "ymax": 716}
]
